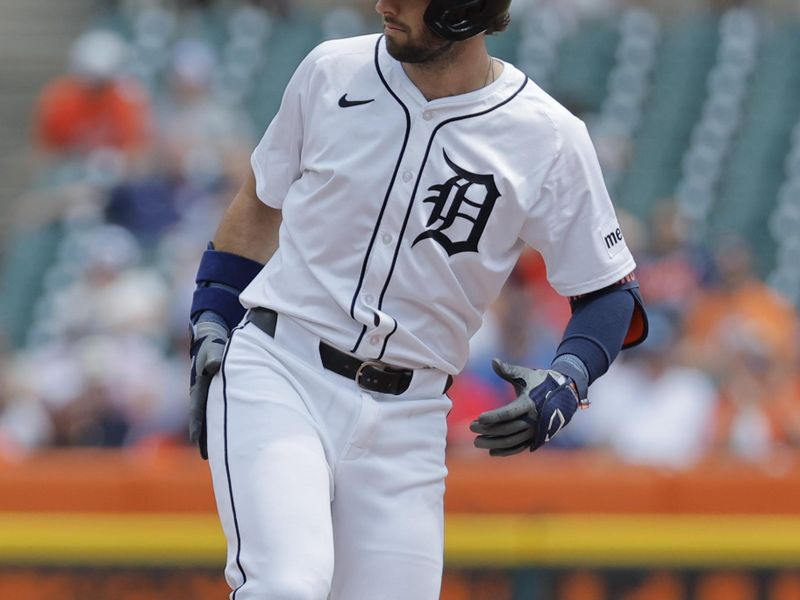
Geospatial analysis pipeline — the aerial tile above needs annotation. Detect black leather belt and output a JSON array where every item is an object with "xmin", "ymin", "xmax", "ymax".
[{"xmin": 247, "ymin": 307, "xmax": 452, "ymax": 396}]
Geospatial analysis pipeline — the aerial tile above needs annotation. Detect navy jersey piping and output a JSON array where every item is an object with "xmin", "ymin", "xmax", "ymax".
[
  {"xmin": 221, "ymin": 325, "xmax": 247, "ymax": 597},
  {"xmin": 377, "ymin": 77, "xmax": 531, "ymax": 360},
  {"xmin": 349, "ymin": 35, "xmax": 411, "ymax": 353}
]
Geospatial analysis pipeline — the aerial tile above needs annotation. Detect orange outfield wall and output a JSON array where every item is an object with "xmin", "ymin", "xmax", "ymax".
[{"xmin": 1, "ymin": 447, "xmax": 799, "ymax": 515}]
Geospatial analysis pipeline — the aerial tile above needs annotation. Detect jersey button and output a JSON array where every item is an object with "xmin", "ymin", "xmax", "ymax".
[
  {"xmin": 363, "ymin": 293, "xmax": 374, "ymax": 304},
  {"xmin": 369, "ymin": 335, "xmax": 380, "ymax": 346},
  {"xmin": 422, "ymin": 110, "xmax": 433, "ymax": 121},
  {"xmin": 402, "ymin": 171, "xmax": 413, "ymax": 183},
  {"xmin": 381, "ymin": 233, "xmax": 393, "ymax": 245}
]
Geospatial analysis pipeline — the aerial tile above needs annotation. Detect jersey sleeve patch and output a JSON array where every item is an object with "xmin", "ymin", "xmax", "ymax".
[{"xmin": 599, "ymin": 216, "xmax": 627, "ymax": 259}]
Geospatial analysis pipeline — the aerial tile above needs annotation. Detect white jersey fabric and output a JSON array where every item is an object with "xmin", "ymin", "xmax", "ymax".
[{"xmin": 242, "ymin": 33, "xmax": 635, "ymax": 375}]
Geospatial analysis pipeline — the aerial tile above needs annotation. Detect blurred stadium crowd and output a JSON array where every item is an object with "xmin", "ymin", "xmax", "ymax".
[{"xmin": 0, "ymin": 0, "xmax": 799, "ymax": 469}]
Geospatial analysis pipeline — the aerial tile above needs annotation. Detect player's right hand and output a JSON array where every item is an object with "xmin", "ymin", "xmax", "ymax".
[{"xmin": 189, "ymin": 317, "xmax": 229, "ymax": 460}]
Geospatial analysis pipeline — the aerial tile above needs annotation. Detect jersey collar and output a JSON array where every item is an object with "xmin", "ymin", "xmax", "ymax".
[{"xmin": 376, "ymin": 35, "xmax": 523, "ymax": 112}]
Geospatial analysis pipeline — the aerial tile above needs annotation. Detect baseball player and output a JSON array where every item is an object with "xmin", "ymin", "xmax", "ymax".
[{"xmin": 189, "ymin": 0, "xmax": 648, "ymax": 598}]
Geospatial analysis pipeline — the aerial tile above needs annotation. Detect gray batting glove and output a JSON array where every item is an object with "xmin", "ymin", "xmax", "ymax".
[
  {"xmin": 189, "ymin": 318, "xmax": 228, "ymax": 460},
  {"xmin": 470, "ymin": 358, "xmax": 579, "ymax": 456}
]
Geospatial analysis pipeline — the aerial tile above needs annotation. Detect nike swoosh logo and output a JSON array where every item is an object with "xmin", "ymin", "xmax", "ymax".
[
  {"xmin": 545, "ymin": 409, "xmax": 566, "ymax": 442},
  {"xmin": 339, "ymin": 94, "xmax": 375, "ymax": 108}
]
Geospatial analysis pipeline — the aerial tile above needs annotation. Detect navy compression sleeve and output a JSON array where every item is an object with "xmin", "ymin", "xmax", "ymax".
[{"xmin": 550, "ymin": 285, "xmax": 637, "ymax": 400}]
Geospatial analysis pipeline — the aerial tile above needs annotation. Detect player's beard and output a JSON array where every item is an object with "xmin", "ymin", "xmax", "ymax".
[{"xmin": 384, "ymin": 23, "xmax": 454, "ymax": 65}]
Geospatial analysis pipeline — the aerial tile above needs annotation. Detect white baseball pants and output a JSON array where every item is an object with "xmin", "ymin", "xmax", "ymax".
[{"xmin": 206, "ymin": 313, "xmax": 451, "ymax": 599}]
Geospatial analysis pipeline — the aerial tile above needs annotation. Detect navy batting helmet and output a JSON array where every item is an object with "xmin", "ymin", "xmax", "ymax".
[{"xmin": 424, "ymin": 0, "xmax": 512, "ymax": 42}]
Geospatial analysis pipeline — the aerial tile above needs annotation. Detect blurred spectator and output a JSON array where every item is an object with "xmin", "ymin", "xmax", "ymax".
[
  {"xmin": 49, "ymin": 225, "xmax": 169, "ymax": 340},
  {"xmin": 33, "ymin": 30, "xmax": 153, "ymax": 160},
  {"xmin": 637, "ymin": 201, "xmax": 713, "ymax": 313},
  {"xmin": 1, "ymin": 222, "xmax": 185, "ymax": 450},
  {"xmin": 104, "ymin": 163, "xmax": 184, "ymax": 243},
  {"xmin": 565, "ymin": 310, "xmax": 718, "ymax": 468},
  {"xmin": 104, "ymin": 151, "xmax": 230, "ymax": 248},
  {"xmin": 0, "ymin": 341, "xmax": 53, "ymax": 456},
  {"xmin": 682, "ymin": 236, "xmax": 798, "ymax": 373},
  {"xmin": 709, "ymin": 332, "xmax": 800, "ymax": 461},
  {"xmin": 8, "ymin": 333, "xmax": 181, "ymax": 449},
  {"xmin": 681, "ymin": 236, "xmax": 800, "ymax": 461},
  {"xmin": 156, "ymin": 38, "xmax": 254, "ymax": 187},
  {"xmin": 103, "ymin": 38, "xmax": 254, "ymax": 242}
]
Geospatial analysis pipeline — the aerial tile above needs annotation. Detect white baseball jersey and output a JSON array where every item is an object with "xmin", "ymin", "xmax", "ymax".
[{"xmin": 241, "ymin": 33, "xmax": 635, "ymax": 375}]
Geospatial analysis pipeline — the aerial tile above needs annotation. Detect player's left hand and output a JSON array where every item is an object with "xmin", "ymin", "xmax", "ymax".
[
  {"xmin": 189, "ymin": 318, "xmax": 228, "ymax": 460},
  {"xmin": 470, "ymin": 359, "xmax": 579, "ymax": 456}
]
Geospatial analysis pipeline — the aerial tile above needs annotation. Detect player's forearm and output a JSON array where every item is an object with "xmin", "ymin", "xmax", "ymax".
[{"xmin": 214, "ymin": 170, "xmax": 282, "ymax": 264}]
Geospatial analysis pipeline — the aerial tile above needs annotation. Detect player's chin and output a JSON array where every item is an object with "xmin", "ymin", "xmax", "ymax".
[{"xmin": 385, "ymin": 38, "xmax": 409, "ymax": 61}]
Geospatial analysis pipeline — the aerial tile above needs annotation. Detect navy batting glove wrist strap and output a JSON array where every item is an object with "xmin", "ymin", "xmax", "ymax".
[
  {"xmin": 550, "ymin": 354, "xmax": 589, "ymax": 402},
  {"xmin": 195, "ymin": 247, "xmax": 264, "ymax": 290},
  {"xmin": 190, "ymin": 244, "xmax": 265, "ymax": 330},
  {"xmin": 191, "ymin": 287, "xmax": 248, "ymax": 331}
]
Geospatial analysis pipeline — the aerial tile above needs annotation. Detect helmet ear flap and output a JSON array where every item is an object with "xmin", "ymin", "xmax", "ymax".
[
  {"xmin": 425, "ymin": 0, "xmax": 478, "ymax": 41},
  {"xmin": 424, "ymin": 0, "xmax": 511, "ymax": 42}
]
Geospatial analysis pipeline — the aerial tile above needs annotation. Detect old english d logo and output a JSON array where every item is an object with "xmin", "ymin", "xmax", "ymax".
[{"xmin": 412, "ymin": 150, "xmax": 500, "ymax": 256}]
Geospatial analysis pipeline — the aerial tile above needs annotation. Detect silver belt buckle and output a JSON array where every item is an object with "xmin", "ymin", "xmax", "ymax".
[{"xmin": 355, "ymin": 359, "xmax": 389, "ymax": 389}]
